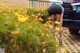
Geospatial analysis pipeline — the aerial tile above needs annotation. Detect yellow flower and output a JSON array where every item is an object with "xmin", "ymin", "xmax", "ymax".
[
  {"xmin": 56, "ymin": 44, "xmax": 59, "ymax": 47},
  {"xmin": 29, "ymin": 25, "xmax": 32, "ymax": 29},
  {"xmin": 35, "ymin": 17, "xmax": 38, "ymax": 21},
  {"xmin": 15, "ymin": 31, "xmax": 20, "ymax": 35},
  {"xmin": 37, "ymin": 13, "xmax": 41, "ymax": 16},
  {"xmin": 17, "ymin": 17, "xmax": 28, "ymax": 22},
  {"xmin": 14, "ymin": 12, "xmax": 29, "ymax": 22},
  {"xmin": 14, "ymin": 12, "xmax": 20, "ymax": 17},
  {"xmin": 55, "ymin": 21, "xmax": 60, "ymax": 25},
  {"xmin": 12, "ymin": 31, "xmax": 20, "ymax": 36},
  {"xmin": 48, "ymin": 25, "xmax": 53, "ymax": 29},
  {"xmin": 55, "ymin": 27, "xmax": 61, "ymax": 31},
  {"xmin": 32, "ymin": 13, "xmax": 35, "ymax": 17},
  {"xmin": 39, "ymin": 18, "xmax": 43, "ymax": 21},
  {"xmin": 44, "ymin": 24, "xmax": 48, "ymax": 28},
  {"xmin": 46, "ymin": 34, "xmax": 49, "ymax": 37},
  {"xmin": 41, "ymin": 33, "xmax": 44, "ymax": 36}
]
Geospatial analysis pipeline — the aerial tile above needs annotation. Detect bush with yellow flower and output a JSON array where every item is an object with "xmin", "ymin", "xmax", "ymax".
[{"xmin": 0, "ymin": 6, "xmax": 58, "ymax": 53}]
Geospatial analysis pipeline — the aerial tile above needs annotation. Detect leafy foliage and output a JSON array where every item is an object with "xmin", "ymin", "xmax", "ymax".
[{"xmin": 0, "ymin": 6, "xmax": 57, "ymax": 53}]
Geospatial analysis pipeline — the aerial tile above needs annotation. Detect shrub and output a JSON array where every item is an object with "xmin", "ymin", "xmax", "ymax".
[{"xmin": 0, "ymin": 6, "xmax": 58, "ymax": 53}]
